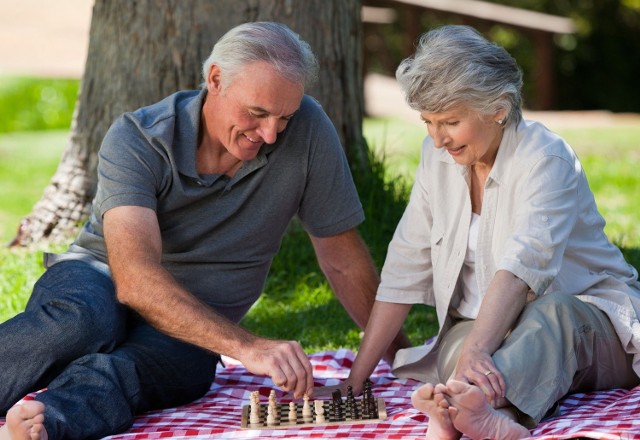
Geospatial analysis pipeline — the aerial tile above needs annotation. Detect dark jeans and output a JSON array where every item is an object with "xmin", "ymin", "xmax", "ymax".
[{"xmin": 0, "ymin": 260, "xmax": 219, "ymax": 439}]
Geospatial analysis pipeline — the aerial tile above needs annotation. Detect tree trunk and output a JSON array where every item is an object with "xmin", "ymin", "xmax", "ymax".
[{"xmin": 12, "ymin": 0, "xmax": 365, "ymax": 247}]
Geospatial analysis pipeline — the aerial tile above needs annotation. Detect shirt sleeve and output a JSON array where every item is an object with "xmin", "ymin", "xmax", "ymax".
[
  {"xmin": 94, "ymin": 114, "xmax": 166, "ymax": 217},
  {"xmin": 498, "ymin": 153, "xmax": 580, "ymax": 295},
  {"xmin": 376, "ymin": 145, "xmax": 436, "ymax": 305},
  {"xmin": 296, "ymin": 98, "xmax": 364, "ymax": 237}
]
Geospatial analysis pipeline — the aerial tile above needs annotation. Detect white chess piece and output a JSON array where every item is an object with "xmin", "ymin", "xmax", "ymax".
[
  {"xmin": 314, "ymin": 399, "xmax": 325, "ymax": 424},
  {"xmin": 288, "ymin": 401, "xmax": 297, "ymax": 422},
  {"xmin": 249, "ymin": 391, "xmax": 261, "ymax": 425},
  {"xmin": 302, "ymin": 393, "xmax": 312, "ymax": 419},
  {"xmin": 266, "ymin": 403, "xmax": 277, "ymax": 425}
]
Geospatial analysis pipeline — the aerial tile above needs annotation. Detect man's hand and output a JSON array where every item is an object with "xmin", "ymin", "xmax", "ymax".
[
  {"xmin": 238, "ymin": 337, "xmax": 314, "ymax": 399},
  {"xmin": 104, "ymin": 206, "xmax": 314, "ymax": 396}
]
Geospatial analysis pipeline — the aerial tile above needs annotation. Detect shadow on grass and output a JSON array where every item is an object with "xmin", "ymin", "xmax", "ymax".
[{"xmin": 621, "ymin": 246, "xmax": 640, "ymax": 273}]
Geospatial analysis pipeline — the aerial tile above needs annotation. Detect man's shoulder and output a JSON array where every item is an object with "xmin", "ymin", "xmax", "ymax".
[
  {"xmin": 297, "ymin": 94, "xmax": 327, "ymax": 118},
  {"xmin": 124, "ymin": 89, "xmax": 203, "ymax": 130}
]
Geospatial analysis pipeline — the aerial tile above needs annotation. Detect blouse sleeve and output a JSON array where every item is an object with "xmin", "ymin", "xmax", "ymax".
[
  {"xmin": 376, "ymin": 143, "xmax": 436, "ymax": 305},
  {"xmin": 498, "ymin": 152, "xmax": 580, "ymax": 295}
]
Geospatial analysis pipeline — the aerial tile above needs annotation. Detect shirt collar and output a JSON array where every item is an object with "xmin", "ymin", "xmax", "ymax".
[
  {"xmin": 175, "ymin": 89, "xmax": 279, "ymax": 186},
  {"xmin": 433, "ymin": 119, "xmax": 521, "ymax": 185},
  {"xmin": 487, "ymin": 120, "xmax": 521, "ymax": 186}
]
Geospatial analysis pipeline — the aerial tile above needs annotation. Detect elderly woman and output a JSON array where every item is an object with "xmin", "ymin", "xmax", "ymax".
[{"xmin": 345, "ymin": 25, "xmax": 640, "ymax": 439}]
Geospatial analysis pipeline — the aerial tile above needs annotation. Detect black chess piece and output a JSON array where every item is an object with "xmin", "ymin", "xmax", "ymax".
[
  {"xmin": 332, "ymin": 389, "xmax": 343, "ymax": 420},
  {"xmin": 362, "ymin": 378, "xmax": 376, "ymax": 418},
  {"xmin": 346, "ymin": 385, "xmax": 359, "ymax": 420}
]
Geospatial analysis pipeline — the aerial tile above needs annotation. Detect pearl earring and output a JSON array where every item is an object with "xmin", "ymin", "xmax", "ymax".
[{"xmin": 496, "ymin": 119, "xmax": 504, "ymax": 125}]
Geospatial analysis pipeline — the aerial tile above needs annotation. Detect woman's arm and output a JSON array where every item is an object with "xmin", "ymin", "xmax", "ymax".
[
  {"xmin": 347, "ymin": 300, "xmax": 413, "ymax": 394},
  {"xmin": 454, "ymin": 270, "xmax": 529, "ymax": 406}
]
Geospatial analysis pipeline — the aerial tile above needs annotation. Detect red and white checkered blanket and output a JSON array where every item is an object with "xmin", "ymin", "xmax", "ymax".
[{"xmin": 4, "ymin": 349, "xmax": 640, "ymax": 439}]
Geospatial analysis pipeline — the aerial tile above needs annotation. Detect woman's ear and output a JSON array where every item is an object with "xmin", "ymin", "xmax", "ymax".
[{"xmin": 495, "ymin": 108, "xmax": 508, "ymax": 125}]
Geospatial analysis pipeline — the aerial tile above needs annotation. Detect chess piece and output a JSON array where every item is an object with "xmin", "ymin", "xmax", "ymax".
[
  {"xmin": 332, "ymin": 389, "xmax": 343, "ymax": 420},
  {"xmin": 266, "ymin": 403, "xmax": 277, "ymax": 425},
  {"xmin": 288, "ymin": 401, "xmax": 297, "ymax": 422},
  {"xmin": 363, "ymin": 379, "xmax": 377, "ymax": 418},
  {"xmin": 302, "ymin": 393, "xmax": 312, "ymax": 420},
  {"xmin": 362, "ymin": 380, "xmax": 371, "ymax": 418},
  {"xmin": 269, "ymin": 390, "xmax": 280, "ymax": 421},
  {"xmin": 346, "ymin": 385, "xmax": 357, "ymax": 420},
  {"xmin": 249, "ymin": 391, "xmax": 261, "ymax": 425},
  {"xmin": 314, "ymin": 399, "xmax": 325, "ymax": 424}
]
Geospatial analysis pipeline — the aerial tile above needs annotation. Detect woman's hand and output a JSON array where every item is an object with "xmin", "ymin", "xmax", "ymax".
[{"xmin": 454, "ymin": 347, "xmax": 506, "ymax": 408}]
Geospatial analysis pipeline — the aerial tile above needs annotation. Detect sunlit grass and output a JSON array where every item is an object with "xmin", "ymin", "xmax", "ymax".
[{"xmin": 0, "ymin": 130, "xmax": 67, "ymax": 244}]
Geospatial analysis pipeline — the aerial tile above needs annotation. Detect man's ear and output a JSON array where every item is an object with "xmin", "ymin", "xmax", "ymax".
[{"xmin": 207, "ymin": 65, "xmax": 223, "ymax": 95}]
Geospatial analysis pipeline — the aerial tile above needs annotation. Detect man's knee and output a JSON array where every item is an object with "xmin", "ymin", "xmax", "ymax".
[{"xmin": 27, "ymin": 261, "xmax": 127, "ymax": 348}]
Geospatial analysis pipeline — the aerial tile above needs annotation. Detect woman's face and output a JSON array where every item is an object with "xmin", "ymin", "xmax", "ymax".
[{"xmin": 420, "ymin": 107, "xmax": 506, "ymax": 169}]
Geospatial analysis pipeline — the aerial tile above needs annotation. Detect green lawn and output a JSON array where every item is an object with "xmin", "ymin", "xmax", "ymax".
[{"xmin": 0, "ymin": 76, "xmax": 638, "ymax": 352}]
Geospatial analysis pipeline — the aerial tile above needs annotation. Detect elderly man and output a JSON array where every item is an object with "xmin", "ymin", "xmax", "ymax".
[{"xmin": 0, "ymin": 22, "xmax": 408, "ymax": 440}]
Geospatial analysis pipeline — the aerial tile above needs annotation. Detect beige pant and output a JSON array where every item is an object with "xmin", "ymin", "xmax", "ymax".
[{"xmin": 436, "ymin": 293, "xmax": 639, "ymax": 427}]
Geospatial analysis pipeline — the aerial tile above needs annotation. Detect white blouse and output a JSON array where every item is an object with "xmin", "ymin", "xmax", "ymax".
[
  {"xmin": 377, "ymin": 119, "xmax": 640, "ymax": 380},
  {"xmin": 457, "ymin": 213, "xmax": 481, "ymax": 319}
]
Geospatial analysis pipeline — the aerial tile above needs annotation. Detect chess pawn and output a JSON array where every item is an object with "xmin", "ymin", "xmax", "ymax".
[
  {"xmin": 288, "ymin": 402, "xmax": 297, "ymax": 422},
  {"xmin": 314, "ymin": 399, "xmax": 325, "ymax": 424}
]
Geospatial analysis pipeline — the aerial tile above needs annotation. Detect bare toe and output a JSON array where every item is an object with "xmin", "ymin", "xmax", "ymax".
[
  {"xmin": 411, "ymin": 383, "xmax": 461, "ymax": 440},
  {"xmin": 1, "ymin": 401, "xmax": 48, "ymax": 440},
  {"xmin": 445, "ymin": 380, "xmax": 529, "ymax": 440}
]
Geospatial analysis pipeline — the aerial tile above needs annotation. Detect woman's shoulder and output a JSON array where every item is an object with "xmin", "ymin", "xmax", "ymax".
[{"xmin": 512, "ymin": 119, "xmax": 577, "ymax": 164}]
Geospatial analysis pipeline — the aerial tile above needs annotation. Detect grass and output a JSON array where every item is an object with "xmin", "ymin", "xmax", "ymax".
[
  {"xmin": 0, "ymin": 76, "xmax": 638, "ymax": 354},
  {"xmin": 0, "ymin": 76, "xmax": 78, "ymax": 133},
  {"xmin": 0, "ymin": 130, "xmax": 68, "ymax": 243}
]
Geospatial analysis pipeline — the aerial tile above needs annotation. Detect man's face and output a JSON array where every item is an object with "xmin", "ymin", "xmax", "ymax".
[{"xmin": 203, "ymin": 61, "xmax": 304, "ymax": 161}]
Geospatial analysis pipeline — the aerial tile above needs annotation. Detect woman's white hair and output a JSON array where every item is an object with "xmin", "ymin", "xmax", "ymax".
[
  {"xmin": 396, "ymin": 25, "xmax": 523, "ymax": 125},
  {"xmin": 202, "ymin": 21, "xmax": 318, "ymax": 90}
]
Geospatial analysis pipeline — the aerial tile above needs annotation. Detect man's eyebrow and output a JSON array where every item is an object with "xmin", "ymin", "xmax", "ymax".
[{"xmin": 248, "ymin": 106, "xmax": 297, "ymax": 118}]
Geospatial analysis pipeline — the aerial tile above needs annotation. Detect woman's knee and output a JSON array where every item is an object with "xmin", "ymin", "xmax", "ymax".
[{"xmin": 520, "ymin": 293, "xmax": 591, "ymax": 325}]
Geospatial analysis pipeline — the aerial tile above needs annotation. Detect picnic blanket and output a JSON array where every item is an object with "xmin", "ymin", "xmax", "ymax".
[{"xmin": 4, "ymin": 349, "xmax": 640, "ymax": 439}]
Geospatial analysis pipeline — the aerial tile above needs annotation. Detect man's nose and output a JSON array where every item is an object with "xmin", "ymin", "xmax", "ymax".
[{"xmin": 257, "ymin": 118, "xmax": 278, "ymax": 144}]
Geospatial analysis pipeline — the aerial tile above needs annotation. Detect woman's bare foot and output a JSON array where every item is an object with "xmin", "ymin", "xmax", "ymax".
[
  {"xmin": 411, "ymin": 383, "xmax": 461, "ymax": 440},
  {"xmin": 444, "ymin": 380, "xmax": 529, "ymax": 440},
  {"xmin": 0, "ymin": 401, "xmax": 48, "ymax": 440}
]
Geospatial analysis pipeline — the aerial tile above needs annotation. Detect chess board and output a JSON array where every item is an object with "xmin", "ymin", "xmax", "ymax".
[{"xmin": 240, "ymin": 397, "xmax": 387, "ymax": 429}]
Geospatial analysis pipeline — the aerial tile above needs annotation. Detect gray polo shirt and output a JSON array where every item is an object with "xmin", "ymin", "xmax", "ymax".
[{"xmin": 51, "ymin": 89, "xmax": 364, "ymax": 323}]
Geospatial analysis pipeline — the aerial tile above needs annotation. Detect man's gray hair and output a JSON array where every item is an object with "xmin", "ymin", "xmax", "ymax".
[
  {"xmin": 396, "ymin": 25, "xmax": 523, "ymax": 125},
  {"xmin": 202, "ymin": 21, "xmax": 318, "ymax": 89}
]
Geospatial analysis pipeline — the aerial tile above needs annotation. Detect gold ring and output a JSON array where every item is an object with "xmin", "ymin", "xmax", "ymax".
[{"xmin": 484, "ymin": 370, "xmax": 494, "ymax": 376}]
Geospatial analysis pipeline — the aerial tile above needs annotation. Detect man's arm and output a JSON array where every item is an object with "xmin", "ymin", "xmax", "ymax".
[
  {"xmin": 104, "ymin": 205, "xmax": 313, "ymax": 398},
  {"xmin": 309, "ymin": 229, "xmax": 411, "ymax": 364}
]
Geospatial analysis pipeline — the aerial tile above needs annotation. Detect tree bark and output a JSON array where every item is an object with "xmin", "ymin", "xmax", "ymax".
[{"xmin": 12, "ymin": 0, "xmax": 365, "ymax": 247}]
